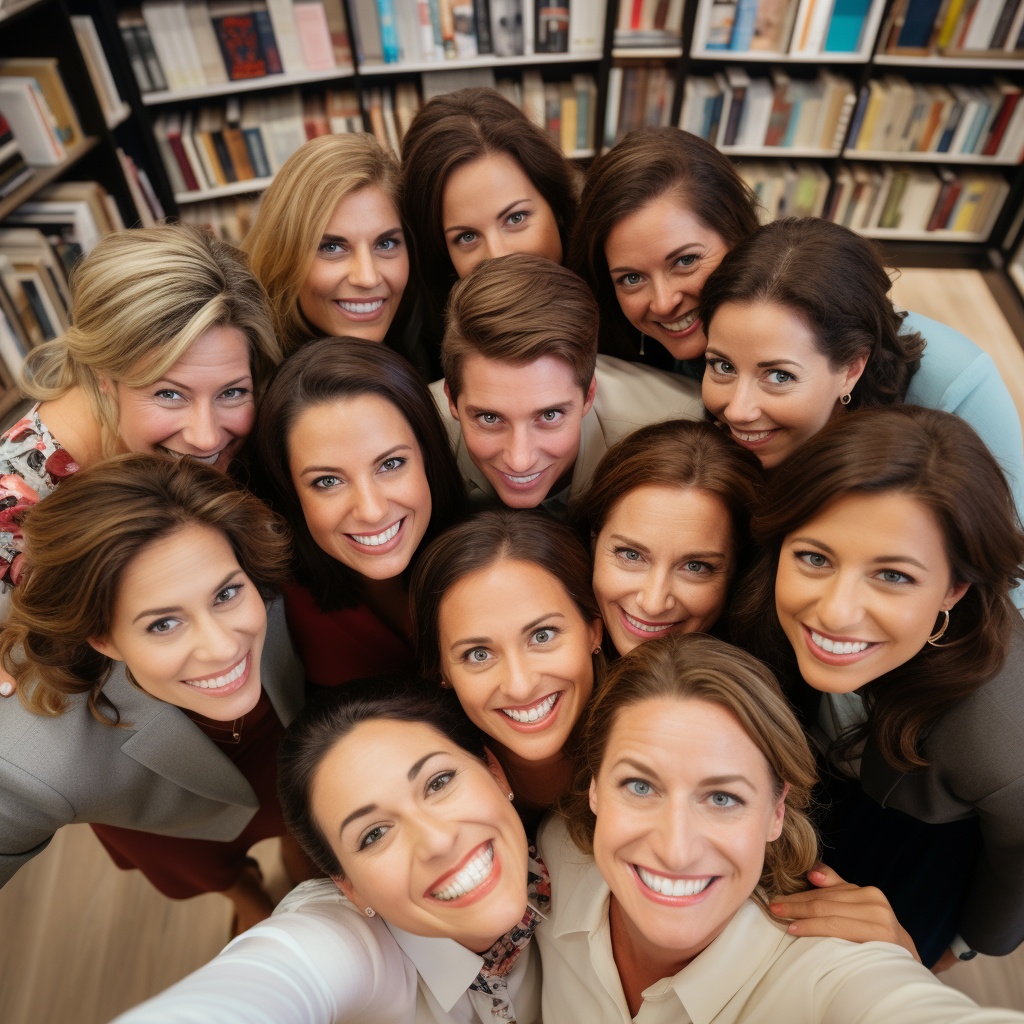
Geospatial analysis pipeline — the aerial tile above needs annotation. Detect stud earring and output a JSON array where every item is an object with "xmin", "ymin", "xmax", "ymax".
[
  {"xmin": 840, "ymin": 394, "xmax": 852, "ymax": 406},
  {"xmin": 592, "ymin": 646, "xmax": 602, "ymax": 655},
  {"xmin": 508, "ymin": 792, "xmax": 514, "ymax": 801},
  {"xmin": 439, "ymin": 679, "xmax": 449, "ymax": 689},
  {"xmin": 927, "ymin": 610, "xmax": 950, "ymax": 646},
  {"xmin": 364, "ymin": 907, "xmax": 375, "ymax": 918}
]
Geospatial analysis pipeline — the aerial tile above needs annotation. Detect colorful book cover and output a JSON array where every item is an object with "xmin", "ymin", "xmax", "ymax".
[
  {"xmin": 211, "ymin": 14, "xmax": 269, "ymax": 78},
  {"xmin": 824, "ymin": 0, "xmax": 871, "ymax": 50},
  {"xmin": 896, "ymin": 0, "xmax": 945, "ymax": 46},
  {"xmin": 730, "ymin": 0, "xmax": 759, "ymax": 48},
  {"xmin": 374, "ymin": 0, "xmax": 401, "ymax": 62}
]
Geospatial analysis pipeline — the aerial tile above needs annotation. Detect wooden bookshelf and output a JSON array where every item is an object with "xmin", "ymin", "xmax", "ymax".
[
  {"xmin": 844, "ymin": 150, "xmax": 1023, "ymax": 165},
  {"xmin": 723, "ymin": 144, "xmax": 841, "ymax": 157},
  {"xmin": 359, "ymin": 51, "xmax": 604, "ymax": 75},
  {"xmin": 873, "ymin": 53, "xmax": 1024, "ymax": 69},
  {"xmin": 0, "ymin": 137, "xmax": 99, "ymax": 221}
]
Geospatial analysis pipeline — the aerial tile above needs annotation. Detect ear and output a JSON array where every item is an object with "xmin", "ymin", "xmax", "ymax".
[
  {"xmin": 87, "ymin": 636, "xmax": 124, "ymax": 662},
  {"xmin": 942, "ymin": 580, "xmax": 970, "ymax": 611},
  {"xmin": 444, "ymin": 380, "xmax": 460, "ymax": 421},
  {"xmin": 588, "ymin": 617, "xmax": 604, "ymax": 653},
  {"xmin": 332, "ymin": 873, "xmax": 370, "ymax": 914},
  {"xmin": 841, "ymin": 350, "xmax": 870, "ymax": 395},
  {"xmin": 96, "ymin": 373, "xmax": 115, "ymax": 397},
  {"xmin": 768, "ymin": 781, "xmax": 790, "ymax": 843},
  {"xmin": 582, "ymin": 375, "xmax": 597, "ymax": 418},
  {"xmin": 588, "ymin": 775, "xmax": 599, "ymax": 816},
  {"xmin": 483, "ymin": 745, "xmax": 513, "ymax": 797}
]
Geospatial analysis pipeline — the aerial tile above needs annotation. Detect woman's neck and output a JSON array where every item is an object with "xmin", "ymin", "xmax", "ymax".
[
  {"xmin": 359, "ymin": 574, "xmax": 412, "ymax": 638},
  {"xmin": 496, "ymin": 744, "xmax": 572, "ymax": 810},
  {"xmin": 36, "ymin": 388, "xmax": 104, "ymax": 469}
]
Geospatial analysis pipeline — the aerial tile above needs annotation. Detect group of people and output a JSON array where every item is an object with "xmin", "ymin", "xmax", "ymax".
[{"xmin": 0, "ymin": 86, "xmax": 1023, "ymax": 1024}]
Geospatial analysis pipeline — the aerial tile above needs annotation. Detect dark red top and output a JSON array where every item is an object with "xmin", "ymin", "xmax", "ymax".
[{"xmin": 283, "ymin": 582, "xmax": 415, "ymax": 687}]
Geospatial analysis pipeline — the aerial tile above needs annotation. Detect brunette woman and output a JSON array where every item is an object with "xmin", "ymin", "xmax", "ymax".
[
  {"xmin": 400, "ymin": 87, "xmax": 577, "ymax": 328},
  {"xmin": 0, "ymin": 455, "xmax": 310, "ymax": 930},
  {"xmin": 538, "ymin": 630, "xmax": 1022, "ymax": 1023},
  {"xmin": 569, "ymin": 419, "xmax": 762, "ymax": 655},
  {"xmin": 410, "ymin": 508, "xmax": 603, "ymax": 815},
  {"xmin": 731, "ymin": 405, "xmax": 1024, "ymax": 968},
  {"xmin": 254, "ymin": 338, "xmax": 464, "ymax": 688}
]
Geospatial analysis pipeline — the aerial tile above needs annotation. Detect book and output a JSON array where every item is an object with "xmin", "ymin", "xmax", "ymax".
[
  {"xmin": 71, "ymin": 16, "xmax": 128, "ymax": 127},
  {"xmin": 0, "ymin": 60, "xmax": 81, "ymax": 149},
  {"xmin": 265, "ymin": 0, "xmax": 307, "ymax": 72},
  {"xmin": 293, "ymin": 2, "xmax": 339, "ymax": 69},
  {"xmin": 0, "ymin": 79, "xmax": 64, "ymax": 165},
  {"xmin": 209, "ymin": 1, "xmax": 272, "ymax": 79}
]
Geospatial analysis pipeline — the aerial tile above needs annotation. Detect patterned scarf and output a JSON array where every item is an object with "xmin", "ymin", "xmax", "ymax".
[{"xmin": 468, "ymin": 847, "xmax": 550, "ymax": 1022}]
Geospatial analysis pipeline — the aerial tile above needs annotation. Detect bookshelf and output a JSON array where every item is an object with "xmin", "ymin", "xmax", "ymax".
[
  {"xmin": 0, "ymin": 136, "xmax": 100, "ymax": 220},
  {"xmin": 140, "ymin": 66, "xmax": 356, "ymax": 104}
]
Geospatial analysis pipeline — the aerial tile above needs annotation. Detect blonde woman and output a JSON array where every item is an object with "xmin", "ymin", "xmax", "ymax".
[{"xmin": 243, "ymin": 134, "xmax": 432, "ymax": 375}]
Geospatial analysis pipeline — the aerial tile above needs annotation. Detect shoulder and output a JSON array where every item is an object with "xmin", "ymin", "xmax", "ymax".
[
  {"xmin": 592, "ymin": 355, "xmax": 703, "ymax": 434},
  {"xmin": 537, "ymin": 813, "xmax": 602, "ymax": 915},
  {"xmin": 901, "ymin": 311, "xmax": 994, "ymax": 403}
]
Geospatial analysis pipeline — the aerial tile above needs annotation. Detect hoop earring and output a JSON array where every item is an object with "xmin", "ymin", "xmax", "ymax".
[
  {"xmin": 840, "ymin": 394, "xmax": 852, "ymax": 406},
  {"xmin": 927, "ymin": 610, "xmax": 950, "ymax": 646},
  {"xmin": 638, "ymin": 330, "xmax": 645, "ymax": 357},
  {"xmin": 364, "ymin": 907, "xmax": 375, "ymax": 918}
]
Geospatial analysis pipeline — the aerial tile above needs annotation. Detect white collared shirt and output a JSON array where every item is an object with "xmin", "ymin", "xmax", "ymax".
[
  {"xmin": 111, "ymin": 879, "xmax": 540, "ymax": 1024},
  {"xmin": 536, "ymin": 815, "xmax": 1024, "ymax": 1024}
]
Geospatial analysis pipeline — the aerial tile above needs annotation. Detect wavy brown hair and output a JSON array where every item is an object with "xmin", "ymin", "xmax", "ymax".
[
  {"xmin": 400, "ymin": 87, "xmax": 577, "ymax": 317},
  {"xmin": 0, "ymin": 454, "xmax": 291, "ymax": 724},
  {"xmin": 699, "ymin": 218, "xmax": 924, "ymax": 410},
  {"xmin": 569, "ymin": 126, "xmax": 762, "ymax": 359},
  {"xmin": 730, "ymin": 405, "xmax": 1024, "ymax": 773},
  {"xmin": 560, "ymin": 631, "xmax": 819, "ymax": 905}
]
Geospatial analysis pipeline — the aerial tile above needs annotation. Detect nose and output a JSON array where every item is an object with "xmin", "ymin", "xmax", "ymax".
[
  {"xmin": 814, "ymin": 571, "xmax": 865, "ymax": 634},
  {"xmin": 411, "ymin": 810, "xmax": 461, "ymax": 865},
  {"xmin": 649, "ymin": 276, "xmax": 684, "ymax": 318},
  {"xmin": 504, "ymin": 424, "xmax": 536, "ymax": 474},
  {"xmin": 181, "ymin": 401, "xmax": 222, "ymax": 454},
  {"xmin": 193, "ymin": 614, "xmax": 241, "ymax": 666},
  {"xmin": 351, "ymin": 476, "xmax": 390, "ymax": 525},
  {"xmin": 635, "ymin": 567, "xmax": 675, "ymax": 618},
  {"xmin": 722, "ymin": 378, "xmax": 762, "ymax": 427},
  {"xmin": 348, "ymin": 244, "xmax": 383, "ymax": 290},
  {"xmin": 649, "ymin": 798, "xmax": 703, "ymax": 873},
  {"xmin": 498, "ymin": 649, "xmax": 538, "ymax": 705}
]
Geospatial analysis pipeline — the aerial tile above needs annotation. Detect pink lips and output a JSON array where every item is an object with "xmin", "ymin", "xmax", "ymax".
[
  {"xmin": 332, "ymin": 297, "xmax": 388, "ymax": 323},
  {"xmin": 496, "ymin": 691, "xmax": 564, "ymax": 733},
  {"xmin": 801, "ymin": 623, "xmax": 881, "ymax": 666},
  {"xmin": 342, "ymin": 517, "xmax": 406, "ymax": 556},
  {"xmin": 617, "ymin": 605, "xmax": 681, "ymax": 641}
]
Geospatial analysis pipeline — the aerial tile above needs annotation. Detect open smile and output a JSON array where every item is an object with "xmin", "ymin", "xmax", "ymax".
[
  {"xmin": 653, "ymin": 308, "xmax": 701, "ymax": 337},
  {"xmin": 727, "ymin": 426, "xmax": 778, "ymax": 449},
  {"xmin": 631, "ymin": 863, "xmax": 719, "ymax": 905},
  {"xmin": 158, "ymin": 445, "xmax": 223, "ymax": 466},
  {"xmin": 333, "ymin": 297, "xmax": 387, "ymax": 321},
  {"xmin": 498, "ymin": 468, "xmax": 546, "ymax": 490},
  {"xmin": 344, "ymin": 517, "xmax": 406, "ymax": 554},
  {"xmin": 181, "ymin": 652, "xmax": 250, "ymax": 695},
  {"xmin": 497, "ymin": 691, "xmax": 564, "ymax": 732},
  {"xmin": 618, "ymin": 605, "xmax": 683, "ymax": 639},
  {"xmin": 427, "ymin": 841, "xmax": 501, "ymax": 906},
  {"xmin": 802, "ymin": 624, "xmax": 881, "ymax": 665}
]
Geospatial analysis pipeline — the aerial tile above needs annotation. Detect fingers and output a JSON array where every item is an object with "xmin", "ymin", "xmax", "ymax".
[
  {"xmin": 771, "ymin": 885, "xmax": 888, "ymax": 914},
  {"xmin": 0, "ymin": 668, "xmax": 15, "ymax": 697}
]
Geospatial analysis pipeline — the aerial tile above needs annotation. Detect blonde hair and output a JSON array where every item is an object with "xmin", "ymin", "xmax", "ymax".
[
  {"xmin": 22, "ymin": 223, "xmax": 281, "ymax": 457},
  {"xmin": 243, "ymin": 134, "xmax": 403, "ymax": 354},
  {"xmin": 560, "ymin": 632, "xmax": 819, "ymax": 907}
]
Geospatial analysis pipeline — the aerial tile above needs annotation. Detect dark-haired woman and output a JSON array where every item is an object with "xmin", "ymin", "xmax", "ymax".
[
  {"xmin": 401, "ymin": 87, "xmax": 577, "ymax": 332},
  {"xmin": 569, "ymin": 419, "xmax": 762, "ymax": 656},
  {"xmin": 255, "ymin": 338, "xmax": 465, "ymax": 689},
  {"xmin": 732, "ymin": 405, "xmax": 1024, "ymax": 969}
]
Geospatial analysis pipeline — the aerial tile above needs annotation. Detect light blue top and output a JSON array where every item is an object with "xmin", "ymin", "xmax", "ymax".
[{"xmin": 903, "ymin": 311, "xmax": 1024, "ymax": 611}]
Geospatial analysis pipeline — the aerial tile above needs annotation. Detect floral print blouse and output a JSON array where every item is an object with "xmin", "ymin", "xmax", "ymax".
[{"xmin": 0, "ymin": 404, "xmax": 79, "ymax": 588}]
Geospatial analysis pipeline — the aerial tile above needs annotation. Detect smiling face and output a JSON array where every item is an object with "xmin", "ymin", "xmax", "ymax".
[
  {"xmin": 604, "ymin": 194, "xmax": 730, "ymax": 361},
  {"xmin": 313, "ymin": 718, "xmax": 529, "ymax": 952},
  {"xmin": 288, "ymin": 393, "xmax": 432, "ymax": 581},
  {"xmin": 446, "ymin": 354, "xmax": 596, "ymax": 508},
  {"xmin": 438, "ymin": 558, "xmax": 602, "ymax": 766},
  {"xmin": 702, "ymin": 300, "xmax": 868, "ymax": 470},
  {"xmin": 442, "ymin": 153, "xmax": 563, "ymax": 279},
  {"xmin": 298, "ymin": 187, "xmax": 409, "ymax": 343},
  {"xmin": 114, "ymin": 325, "xmax": 254, "ymax": 473},
  {"xmin": 590, "ymin": 697, "xmax": 786, "ymax": 962},
  {"xmin": 89, "ymin": 523, "xmax": 266, "ymax": 721},
  {"xmin": 593, "ymin": 485, "xmax": 735, "ymax": 656},
  {"xmin": 775, "ymin": 490, "xmax": 970, "ymax": 694}
]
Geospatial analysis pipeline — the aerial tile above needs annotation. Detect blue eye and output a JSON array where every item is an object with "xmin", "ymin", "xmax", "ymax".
[
  {"xmin": 427, "ymin": 770, "xmax": 455, "ymax": 793},
  {"xmin": 360, "ymin": 825, "xmax": 388, "ymax": 849},
  {"xmin": 147, "ymin": 616, "xmax": 180, "ymax": 634},
  {"xmin": 377, "ymin": 237, "xmax": 401, "ymax": 252},
  {"xmin": 313, "ymin": 475, "xmax": 341, "ymax": 490},
  {"xmin": 155, "ymin": 389, "xmax": 183, "ymax": 401},
  {"xmin": 465, "ymin": 647, "xmax": 491, "ymax": 664},
  {"xmin": 531, "ymin": 627, "xmax": 557, "ymax": 644},
  {"xmin": 456, "ymin": 231, "xmax": 477, "ymax": 246},
  {"xmin": 798, "ymin": 552, "xmax": 829, "ymax": 569},
  {"xmin": 478, "ymin": 413, "xmax": 500, "ymax": 425},
  {"xmin": 540, "ymin": 409, "xmax": 563, "ymax": 423},
  {"xmin": 507, "ymin": 211, "xmax": 527, "ymax": 226},
  {"xmin": 707, "ymin": 359, "xmax": 735, "ymax": 375},
  {"xmin": 379, "ymin": 457, "xmax": 406, "ymax": 473},
  {"xmin": 879, "ymin": 569, "xmax": 913, "ymax": 585},
  {"xmin": 765, "ymin": 370, "xmax": 794, "ymax": 384},
  {"xmin": 618, "ymin": 272, "xmax": 642, "ymax": 287},
  {"xmin": 709, "ymin": 792, "xmax": 738, "ymax": 807},
  {"xmin": 319, "ymin": 241, "xmax": 343, "ymax": 255},
  {"xmin": 617, "ymin": 547, "xmax": 643, "ymax": 563},
  {"xmin": 625, "ymin": 779, "xmax": 652, "ymax": 796},
  {"xmin": 684, "ymin": 561, "xmax": 711, "ymax": 574},
  {"xmin": 220, "ymin": 387, "xmax": 248, "ymax": 400}
]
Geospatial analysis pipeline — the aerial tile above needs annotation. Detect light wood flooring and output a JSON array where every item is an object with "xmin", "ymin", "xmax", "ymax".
[{"xmin": 2, "ymin": 267, "xmax": 1024, "ymax": 1024}]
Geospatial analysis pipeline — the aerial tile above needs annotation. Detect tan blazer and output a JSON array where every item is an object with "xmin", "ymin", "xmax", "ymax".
[
  {"xmin": 429, "ymin": 354, "xmax": 704, "ymax": 510},
  {"xmin": 0, "ymin": 597, "xmax": 304, "ymax": 887}
]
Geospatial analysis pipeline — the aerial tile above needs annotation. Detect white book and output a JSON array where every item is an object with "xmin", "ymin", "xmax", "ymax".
[
  {"xmin": 521, "ymin": 68, "xmax": 545, "ymax": 127},
  {"xmin": 0, "ymin": 308, "xmax": 26, "ymax": 378},
  {"xmin": 737, "ymin": 77, "xmax": 773, "ymax": 148},
  {"xmin": 604, "ymin": 65, "xmax": 622, "ymax": 148},
  {"xmin": 141, "ymin": 3, "xmax": 186, "ymax": 90},
  {"xmin": 179, "ymin": 110, "xmax": 211, "ymax": 189},
  {"xmin": 71, "ymin": 16, "xmax": 125, "ymax": 115},
  {"xmin": 522, "ymin": 0, "xmax": 534, "ymax": 53},
  {"xmin": 949, "ymin": 89, "xmax": 979, "ymax": 154},
  {"xmin": 1005, "ymin": 0, "xmax": 1024, "ymax": 48},
  {"xmin": 665, "ymin": 0, "xmax": 685, "ymax": 34},
  {"xmin": 715, "ymin": 71, "xmax": 733, "ymax": 143},
  {"xmin": 185, "ymin": 1, "xmax": 228, "ymax": 83},
  {"xmin": 570, "ymin": 0, "xmax": 606, "ymax": 52},
  {"xmin": 900, "ymin": 167, "xmax": 942, "ymax": 230},
  {"xmin": 963, "ymin": 0, "xmax": 1005, "ymax": 48},
  {"xmin": 787, "ymin": 0, "xmax": 817, "ymax": 52},
  {"xmin": 793, "ymin": 81, "xmax": 824, "ymax": 148},
  {"xmin": 997, "ymin": 98, "xmax": 1024, "ymax": 160},
  {"xmin": 169, "ymin": 1, "xmax": 207, "ymax": 87},
  {"xmin": 394, "ymin": 0, "xmax": 421, "ymax": 61},
  {"xmin": 8, "ymin": 200, "xmax": 103, "ymax": 254},
  {"xmin": 266, "ymin": 0, "xmax": 308, "ymax": 72},
  {"xmin": 801, "ymin": 0, "xmax": 836, "ymax": 53},
  {"xmin": 0, "ymin": 79, "xmax": 64, "ymax": 164}
]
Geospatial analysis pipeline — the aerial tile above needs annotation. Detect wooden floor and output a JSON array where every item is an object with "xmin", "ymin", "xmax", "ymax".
[{"xmin": 2, "ymin": 267, "xmax": 1024, "ymax": 1024}]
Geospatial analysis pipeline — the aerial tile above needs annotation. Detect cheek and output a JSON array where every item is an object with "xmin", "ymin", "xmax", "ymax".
[
  {"xmin": 700, "ymin": 379, "xmax": 727, "ymax": 417},
  {"xmin": 298, "ymin": 492, "xmax": 343, "ymax": 548},
  {"xmin": 220, "ymin": 403, "xmax": 255, "ymax": 439},
  {"xmin": 449, "ymin": 247, "xmax": 479, "ymax": 279}
]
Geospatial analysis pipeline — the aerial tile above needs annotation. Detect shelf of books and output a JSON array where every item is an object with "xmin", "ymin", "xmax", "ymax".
[
  {"xmin": 359, "ymin": 51, "xmax": 604, "ymax": 75},
  {"xmin": 141, "ymin": 66, "xmax": 356, "ymax": 105},
  {"xmin": 875, "ymin": 0, "xmax": 1024, "ymax": 64},
  {"xmin": 0, "ymin": 137, "xmax": 100, "ymax": 221}
]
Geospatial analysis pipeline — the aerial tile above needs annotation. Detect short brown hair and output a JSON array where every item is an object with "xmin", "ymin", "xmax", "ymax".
[
  {"xmin": 560, "ymin": 631, "xmax": 819, "ymax": 904},
  {"xmin": 569, "ymin": 126, "xmax": 762, "ymax": 359},
  {"xmin": 442, "ymin": 253, "xmax": 598, "ymax": 403},
  {"xmin": 0, "ymin": 454, "xmax": 291, "ymax": 724}
]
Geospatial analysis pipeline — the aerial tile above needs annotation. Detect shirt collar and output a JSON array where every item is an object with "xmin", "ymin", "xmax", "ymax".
[
  {"xmin": 551, "ymin": 855, "xmax": 611, "ymax": 940},
  {"xmin": 384, "ymin": 923, "xmax": 484, "ymax": 1013}
]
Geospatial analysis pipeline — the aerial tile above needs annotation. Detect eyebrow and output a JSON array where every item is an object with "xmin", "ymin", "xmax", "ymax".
[
  {"xmin": 608, "ymin": 243, "xmax": 704, "ymax": 276},
  {"xmin": 155, "ymin": 375, "xmax": 251, "ymax": 392},
  {"xmin": 450, "ymin": 612, "xmax": 566, "ymax": 651},
  {"xmin": 445, "ymin": 199, "xmax": 531, "ymax": 236},
  {"xmin": 408, "ymin": 751, "xmax": 445, "ymax": 781},
  {"xmin": 463, "ymin": 399, "xmax": 577, "ymax": 418},
  {"xmin": 612, "ymin": 760, "xmax": 755, "ymax": 790},
  {"xmin": 321, "ymin": 228, "xmax": 403, "ymax": 245},
  {"xmin": 132, "ymin": 569, "xmax": 242, "ymax": 623},
  {"xmin": 338, "ymin": 751, "xmax": 447, "ymax": 838},
  {"xmin": 608, "ymin": 534, "xmax": 726, "ymax": 561},
  {"xmin": 788, "ymin": 536, "xmax": 929, "ymax": 572},
  {"xmin": 299, "ymin": 444, "xmax": 412, "ymax": 478}
]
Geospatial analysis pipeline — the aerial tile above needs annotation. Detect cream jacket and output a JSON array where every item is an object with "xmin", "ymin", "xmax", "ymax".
[{"xmin": 536, "ymin": 816, "xmax": 1024, "ymax": 1024}]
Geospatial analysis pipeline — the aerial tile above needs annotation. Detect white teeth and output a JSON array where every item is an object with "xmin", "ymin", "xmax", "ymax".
[
  {"xmin": 160, "ymin": 447, "xmax": 221, "ymax": 465},
  {"xmin": 623, "ymin": 611, "xmax": 675, "ymax": 633},
  {"xmin": 733, "ymin": 429, "xmax": 774, "ymax": 442},
  {"xmin": 504, "ymin": 471, "xmax": 542, "ymax": 484},
  {"xmin": 659, "ymin": 309, "xmax": 699, "ymax": 332},
  {"xmin": 501, "ymin": 693, "xmax": 558, "ymax": 723},
  {"xmin": 337, "ymin": 299, "xmax": 384, "ymax": 314},
  {"xmin": 183, "ymin": 655, "xmax": 247, "ymax": 690},
  {"xmin": 810, "ymin": 630, "xmax": 871, "ymax": 655},
  {"xmin": 431, "ymin": 843, "xmax": 494, "ymax": 901},
  {"xmin": 637, "ymin": 866, "xmax": 713, "ymax": 897},
  {"xmin": 349, "ymin": 519, "xmax": 402, "ymax": 547}
]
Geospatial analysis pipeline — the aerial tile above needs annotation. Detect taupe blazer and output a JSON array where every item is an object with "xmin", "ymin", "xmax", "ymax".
[
  {"xmin": 858, "ymin": 614, "xmax": 1024, "ymax": 956},
  {"xmin": 0, "ymin": 596, "xmax": 304, "ymax": 887},
  {"xmin": 429, "ymin": 354, "xmax": 704, "ymax": 512}
]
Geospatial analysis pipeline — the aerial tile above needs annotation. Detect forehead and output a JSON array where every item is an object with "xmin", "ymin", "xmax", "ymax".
[
  {"xmin": 443, "ymin": 153, "xmax": 538, "ymax": 219},
  {"xmin": 707, "ymin": 301, "xmax": 821, "ymax": 365},
  {"xmin": 323, "ymin": 186, "xmax": 400, "ymax": 235},
  {"xmin": 288, "ymin": 393, "xmax": 418, "ymax": 463},
  {"xmin": 603, "ymin": 485, "xmax": 734, "ymax": 552},
  {"xmin": 605, "ymin": 194, "xmax": 723, "ymax": 261},
  {"xmin": 146, "ymin": 326, "xmax": 251, "ymax": 387},
  {"xmin": 458, "ymin": 352, "xmax": 582, "ymax": 411}
]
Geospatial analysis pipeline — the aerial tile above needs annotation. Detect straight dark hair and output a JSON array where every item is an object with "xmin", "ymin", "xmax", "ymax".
[
  {"xmin": 730, "ymin": 405, "xmax": 1024, "ymax": 773},
  {"xmin": 410, "ymin": 507, "xmax": 602, "ymax": 683},
  {"xmin": 254, "ymin": 337, "xmax": 466, "ymax": 612},
  {"xmin": 699, "ymin": 218, "xmax": 924, "ymax": 409},
  {"xmin": 400, "ymin": 87, "xmax": 577, "ymax": 316},
  {"xmin": 569, "ymin": 126, "xmax": 762, "ymax": 359},
  {"xmin": 278, "ymin": 674, "xmax": 487, "ymax": 876}
]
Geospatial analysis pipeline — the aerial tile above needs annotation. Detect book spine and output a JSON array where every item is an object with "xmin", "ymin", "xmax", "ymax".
[
  {"xmin": 135, "ymin": 26, "xmax": 169, "ymax": 91},
  {"xmin": 375, "ymin": 0, "xmax": 402, "ymax": 61},
  {"xmin": 252, "ymin": 9, "xmax": 284, "ymax": 73},
  {"xmin": 242, "ymin": 127, "xmax": 272, "ymax": 177},
  {"xmin": 729, "ymin": 0, "xmax": 759, "ymax": 47},
  {"xmin": 212, "ymin": 15, "xmax": 269, "ymax": 79},
  {"xmin": 474, "ymin": 0, "xmax": 493, "ymax": 50},
  {"xmin": 983, "ymin": 90, "xmax": 1020, "ymax": 154}
]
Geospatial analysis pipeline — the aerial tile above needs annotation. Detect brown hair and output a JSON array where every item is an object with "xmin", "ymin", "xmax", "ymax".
[
  {"xmin": 254, "ymin": 338, "xmax": 465, "ymax": 613},
  {"xmin": 443, "ymin": 253, "xmax": 598, "ymax": 403},
  {"xmin": 569, "ymin": 419, "xmax": 763, "ymax": 555},
  {"xmin": 730, "ymin": 405, "xmax": 1024, "ymax": 772},
  {"xmin": 569, "ymin": 126, "xmax": 762, "ymax": 359},
  {"xmin": 699, "ymin": 218, "xmax": 924, "ymax": 409},
  {"xmin": 410, "ymin": 507, "xmax": 602, "ymax": 684},
  {"xmin": 400, "ymin": 87, "xmax": 578, "ymax": 313},
  {"xmin": 0, "ymin": 454, "xmax": 291, "ymax": 724},
  {"xmin": 560, "ymin": 631, "xmax": 818, "ymax": 904}
]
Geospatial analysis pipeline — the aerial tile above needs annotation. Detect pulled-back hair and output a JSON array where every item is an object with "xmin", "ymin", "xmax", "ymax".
[
  {"xmin": 443, "ymin": 253, "xmax": 598, "ymax": 402},
  {"xmin": 0, "ymin": 454, "xmax": 291, "ymax": 724},
  {"xmin": 570, "ymin": 126, "xmax": 762, "ymax": 359},
  {"xmin": 730, "ymin": 405, "xmax": 1024, "ymax": 772},
  {"xmin": 401, "ymin": 87, "xmax": 577, "ymax": 313},
  {"xmin": 411, "ymin": 507, "xmax": 602, "ymax": 683},
  {"xmin": 255, "ymin": 337, "xmax": 465, "ymax": 612},
  {"xmin": 22, "ymin": 224, "xmax": 281, "ymax": 456},
  {"xmin": 560, "ymin": 631, "xmax": 818, "ymax": 905},
  {"xmin": 278, "ymin": 673, "xmax": 487, "ymax": 876},
  {"xmin": 699, "ymin": 218, "xmax": 924, "ymax": 409}
]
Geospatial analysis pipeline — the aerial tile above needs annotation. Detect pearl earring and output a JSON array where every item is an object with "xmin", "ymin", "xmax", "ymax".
[
  {"xmin": 508, "ymin": 792, "xmax": 514, "ymax": 801},
  {"xmin": 364, "ymin": 907, "xmax": 376, "ymax": 918}
]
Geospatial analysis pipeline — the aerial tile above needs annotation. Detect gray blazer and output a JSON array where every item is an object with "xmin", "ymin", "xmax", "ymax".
[
  {"xmin": 0, "ymin": 596, "xmax": 304, "ymax": 888},
  {"xmin": 860, "ymin": 614, "xmax": 1024, "ymax": 956}
]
